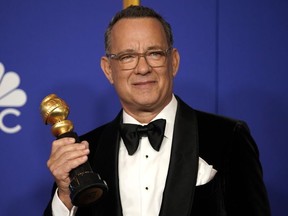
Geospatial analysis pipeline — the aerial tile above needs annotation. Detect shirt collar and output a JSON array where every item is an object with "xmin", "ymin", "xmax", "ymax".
[{"xmin": 122, "ymin": 94, "xmax": 178, "ymax": 140}]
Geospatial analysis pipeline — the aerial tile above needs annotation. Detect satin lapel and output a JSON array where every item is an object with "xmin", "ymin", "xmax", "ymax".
[
  {"xmin": 91, "ymin": 112, "xmax": 123, "ymax": 216},
  {"xmin": 159, "ymin": 97, "xmax": 199, "ymax": 216}
]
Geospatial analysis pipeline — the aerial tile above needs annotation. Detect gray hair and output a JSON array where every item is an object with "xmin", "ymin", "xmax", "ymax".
[{"xmin": 104, "ymin": 5, "xmax": 174, "ymax": 53}]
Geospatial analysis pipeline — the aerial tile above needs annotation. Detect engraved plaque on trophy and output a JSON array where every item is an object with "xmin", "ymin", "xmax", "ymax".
[{"xmin": 40, "ymin": 94, "xmax": 108, "ymax": 207}]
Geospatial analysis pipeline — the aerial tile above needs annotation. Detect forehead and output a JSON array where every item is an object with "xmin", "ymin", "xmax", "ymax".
[{"xmin": 110, "ymin": 18, "xmax": 168, "ymax": 51}]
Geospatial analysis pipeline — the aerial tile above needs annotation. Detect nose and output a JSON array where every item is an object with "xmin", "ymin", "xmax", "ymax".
[{"xmin": 135, "ymin": 55, "xmax": 151, "ymax": 74}]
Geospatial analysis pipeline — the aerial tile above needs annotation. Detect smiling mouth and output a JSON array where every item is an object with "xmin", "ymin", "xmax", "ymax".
[{"xmin": 133, "ymin": 80, "xmax": 156, "ymax": 86}]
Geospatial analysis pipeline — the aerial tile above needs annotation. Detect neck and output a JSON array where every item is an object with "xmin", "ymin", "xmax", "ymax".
[
  {"xmin": 123, "ymin": 94, "xmax": 173, "ymax": 124},
  {"xmin": 125, "ymin": 110, "xmax": 159, "ymax": 124}
]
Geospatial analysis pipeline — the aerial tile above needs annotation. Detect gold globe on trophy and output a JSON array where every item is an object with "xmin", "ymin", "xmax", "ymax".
[{"xmin": 40, "ymin": 94, "xmax": 108, "ymax": 207}]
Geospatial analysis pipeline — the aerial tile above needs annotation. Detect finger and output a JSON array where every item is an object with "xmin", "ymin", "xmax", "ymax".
[
  {"xmin": 50, "ymin": 140, "xmax": 88, "ymax": 162},
  {"xmin": 47, "ymin": 139, "xmax": 90, "ymax": 182},
  {"xmin": 49, "ymin": 155, "xmax": 89, "ymax": 180},
  {"xmin": 50, "ymin": 137, "xmax": 76, "ymax": 155},
  {"xmin": 48, "ymin": 145, "xmax": 89, "ymax": 169},
  {"xmin": 81, "ymin": 140, "xmax": 89, "ymax": 149}
]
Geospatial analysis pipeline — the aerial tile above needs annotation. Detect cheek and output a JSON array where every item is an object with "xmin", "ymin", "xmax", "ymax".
[
  {"xmin": 163, "ymin": 67, "xmax": 175, "ymax": 82},
  {"xmin": 111, "ymin": 72, "xmax": 128, "ymax": 90},
  {"xmin": 109, "ymin": 66, "xmax": 122, "ymax": 84}
]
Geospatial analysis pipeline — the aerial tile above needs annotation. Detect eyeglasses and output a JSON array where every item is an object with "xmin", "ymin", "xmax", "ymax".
[{"xmin": 106, "ymin": 48, "xmax": 172, "ymax": 70}]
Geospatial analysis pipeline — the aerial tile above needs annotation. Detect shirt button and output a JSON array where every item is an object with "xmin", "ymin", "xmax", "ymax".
[
  {"xmin": 145, "ymin": 187, "xmax": 149, "ymax": 190},
  {"xmin": 145, "ymin": 155, "xmax": 149, "ymax": 158}
]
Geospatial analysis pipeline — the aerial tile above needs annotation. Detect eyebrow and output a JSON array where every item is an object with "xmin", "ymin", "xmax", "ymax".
[{"xmin": 115, "ymin": 46, "xmax": 165, "ymax": 54}]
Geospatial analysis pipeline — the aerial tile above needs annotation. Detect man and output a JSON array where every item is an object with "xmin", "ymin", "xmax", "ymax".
[{"xmin": 44, "ymin": 5, "xmax": 271, "ymax": 216}]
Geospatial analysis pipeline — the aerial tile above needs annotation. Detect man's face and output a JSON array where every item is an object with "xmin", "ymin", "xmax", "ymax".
[{"xmin": 101, "ymin": 18, "xmax": 180, "ymax": 118}]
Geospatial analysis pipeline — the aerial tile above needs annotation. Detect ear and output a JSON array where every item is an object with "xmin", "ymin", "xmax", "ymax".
[
  {"xmin": 101, "ymin": 56, "xmax": 114, "ymax": 84},
  {"xmin": 171, "ymin": 48, "xmax": 180, "ymax": 77}
]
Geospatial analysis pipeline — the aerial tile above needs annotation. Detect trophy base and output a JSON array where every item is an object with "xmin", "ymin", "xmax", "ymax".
[{"xmin": 69, "ymin": 171, "xmax": 108, "ymax": 207}]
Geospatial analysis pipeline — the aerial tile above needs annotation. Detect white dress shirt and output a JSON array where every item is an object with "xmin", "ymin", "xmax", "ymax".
[
  {"xmin": 51, "ymin": 95, "xmax": 217, "ymax": 216},
  {"xmin": 118, "ymin": 95, "xmax": 177, "ymax": 216}
]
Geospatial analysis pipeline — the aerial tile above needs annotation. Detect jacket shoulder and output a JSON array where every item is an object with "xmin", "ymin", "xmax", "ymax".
[{"xmin": 194, "ymin": 110, "xmax": 257, "ymax": 170}]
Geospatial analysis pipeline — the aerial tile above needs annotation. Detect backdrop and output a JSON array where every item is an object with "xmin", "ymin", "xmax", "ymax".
[{"xmin": 0, "ymin": 0, "xmax": 287, "ymax": 215}]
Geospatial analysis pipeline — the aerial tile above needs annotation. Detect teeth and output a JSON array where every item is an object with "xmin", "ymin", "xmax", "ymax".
[{"xmin": 0, "ymin": 62, "xmax": 27, "ymax": 107}]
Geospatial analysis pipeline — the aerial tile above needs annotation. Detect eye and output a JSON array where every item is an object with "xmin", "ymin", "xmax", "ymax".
[
  {"xmin": 147, "ymin": 50, "xmax": 165, "ymax": 59},
  {"xmin": 118, "ymin": 53, "xmax": 137, "ymax": 63}
]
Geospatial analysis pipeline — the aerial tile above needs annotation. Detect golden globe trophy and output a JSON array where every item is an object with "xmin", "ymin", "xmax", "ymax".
[{"xmin": 40, "ymin": 94, "xmax": 108, "ymax": 207}]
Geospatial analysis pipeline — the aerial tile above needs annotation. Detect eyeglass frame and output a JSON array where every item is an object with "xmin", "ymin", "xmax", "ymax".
[{"xmin": 105, "ymin": 47, "xmax": 173, "ymax": 70}]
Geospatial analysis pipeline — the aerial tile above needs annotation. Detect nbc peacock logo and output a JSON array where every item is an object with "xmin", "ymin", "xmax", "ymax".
[{"xmin": 0, "ymin": 62, "xmax": 27, "ymax": 134}]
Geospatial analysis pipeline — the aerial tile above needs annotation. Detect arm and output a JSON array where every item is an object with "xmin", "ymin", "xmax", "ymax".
[
  {"xmin": 225, "ymin": 122, "xmax": 271, "ymax": 216},
  {"xmin": 43, "ymin": 138, "xmax": 90, "ymax": 215}
]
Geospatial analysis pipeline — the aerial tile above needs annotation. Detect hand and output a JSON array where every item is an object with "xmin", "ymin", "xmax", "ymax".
[{"xmin": 47, "ymin": 137, "xmax": 90, "ymax": 209}]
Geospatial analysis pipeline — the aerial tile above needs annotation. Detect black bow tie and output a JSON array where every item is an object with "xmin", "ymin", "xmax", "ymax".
[{"xmin": 120, "ymin": 119, "xmax": 166, "ymax": 155}]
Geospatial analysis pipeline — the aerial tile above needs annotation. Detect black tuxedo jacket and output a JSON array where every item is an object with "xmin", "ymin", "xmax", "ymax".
[{"xmin": 44, "ymin": 97, "xmax": 270, "ymax": 216}]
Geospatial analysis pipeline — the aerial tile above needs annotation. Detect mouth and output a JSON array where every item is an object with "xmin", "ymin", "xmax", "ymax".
[{"xmin": 132, "ymin": 80, "xmax": 157, "ymax": 87}]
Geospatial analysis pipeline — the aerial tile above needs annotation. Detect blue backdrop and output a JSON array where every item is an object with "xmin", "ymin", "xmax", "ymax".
[{"xmin": 1, "ymin": 0, "xmax": 287, "ymax": 215}]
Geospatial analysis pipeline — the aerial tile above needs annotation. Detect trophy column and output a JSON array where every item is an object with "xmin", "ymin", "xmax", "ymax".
[{"xmin": 40, "ymin": 94, "xmax": 108, "ymax": 207}]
